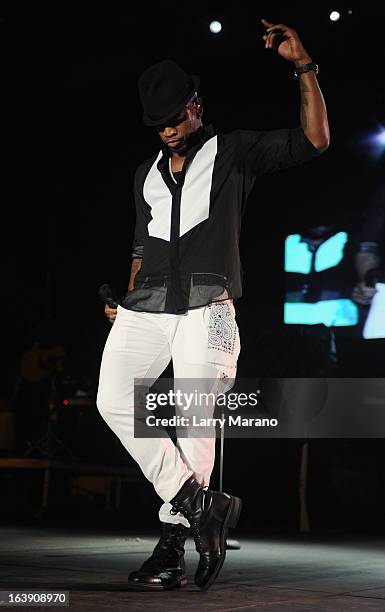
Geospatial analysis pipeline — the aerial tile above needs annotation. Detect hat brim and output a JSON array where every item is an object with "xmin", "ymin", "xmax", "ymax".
[{"xmin": 143, "ymin": 74, "xmax": 200, "ymax": 127}]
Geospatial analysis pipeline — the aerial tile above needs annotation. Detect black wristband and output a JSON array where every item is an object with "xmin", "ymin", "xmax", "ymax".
[{"xmin": 293, "ymin": 62, "xmax": 319, "ymax": 78}]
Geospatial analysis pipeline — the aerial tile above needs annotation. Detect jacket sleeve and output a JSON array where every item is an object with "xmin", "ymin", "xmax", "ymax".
[
  {"xmin": 131, "ymin": 167, "xmax": 145, "ymax": 260},
  {"xmin": 235, "ymin": 127, "xmax": 321, "ymax": 176}
]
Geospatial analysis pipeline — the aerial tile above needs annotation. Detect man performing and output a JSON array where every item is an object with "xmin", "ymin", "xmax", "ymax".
[{"xmin": 97, "ymin": 19, "xmax": 330, "ymax": 591}]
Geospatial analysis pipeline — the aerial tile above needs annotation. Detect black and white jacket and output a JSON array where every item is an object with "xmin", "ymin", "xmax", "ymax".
[{"xmin": 121, "ymin": 123, "xmax": 321, "ymax": 314}]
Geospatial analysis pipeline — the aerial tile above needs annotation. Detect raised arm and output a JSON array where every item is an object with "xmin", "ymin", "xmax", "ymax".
[{"xmin": 262, "ymin": 19, "xmax": 330, "ymax": 152}]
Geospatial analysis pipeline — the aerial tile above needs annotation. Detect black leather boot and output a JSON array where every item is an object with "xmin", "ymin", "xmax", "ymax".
[
  {"xmin": 127, "ymin": 522, "xmax": 190, "ymax": 591},
  {"xmin": 170, "ymin": 476, "xmax": 242, "ymax": 590}
]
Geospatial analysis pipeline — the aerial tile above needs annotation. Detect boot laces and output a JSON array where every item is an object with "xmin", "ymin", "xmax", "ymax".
[
  {"xmin": 141, "ymin": 525, "xmax": 188, "ymax": 571},
  {"xmin": 170, "ymin": 487, "xmax": 209, "ymax": 549},
  {"xmin": 170, "ymin": 502, "xmax": 182, "ymax": 516}
]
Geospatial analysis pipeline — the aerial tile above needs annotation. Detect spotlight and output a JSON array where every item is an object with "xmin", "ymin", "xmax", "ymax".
[
  {"xmin": 209, "ymin": 20, "xmax": 222, "ymax": 34},
  {"xmin": 360, "ymin": 124, "xmax": 385, "ymax": 160},
  {"xmin": 374, "ymin": 128, "xmax": 385, "ymax": 150},
  {"xmin": 330, "ymin": 10, "xmax": 341, "ymax": 22}
]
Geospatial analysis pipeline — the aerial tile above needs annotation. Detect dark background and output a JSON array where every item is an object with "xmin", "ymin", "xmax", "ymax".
[{"xmin": 1, "ymin": 4, "xmax": 385, "ymax": 531}]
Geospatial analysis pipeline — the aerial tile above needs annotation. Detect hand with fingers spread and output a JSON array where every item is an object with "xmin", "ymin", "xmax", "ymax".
[{"xmin": 261, "ymin": 18, "xmax": 311, "ymax": 65}]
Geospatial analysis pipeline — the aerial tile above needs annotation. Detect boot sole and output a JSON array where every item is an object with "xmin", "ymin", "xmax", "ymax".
[
  {"xmin": 197, "ymin": 495, "xmax": 242, "ymax": 591},
  {"xmin": 127, "ymin": 576, "xmax": 188, "ymax": 591}
]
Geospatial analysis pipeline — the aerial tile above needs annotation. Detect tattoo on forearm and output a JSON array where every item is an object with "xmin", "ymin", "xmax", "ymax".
[{"xmin": 299, "ymin": 79, "xmax": 310, "ymax": 130}]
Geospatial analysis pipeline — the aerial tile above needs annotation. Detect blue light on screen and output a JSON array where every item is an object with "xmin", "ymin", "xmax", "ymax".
[
  {"xmin": 284, "ymin": 231, "xmax": 359, "ymax": 327},
  {"xmin": 285, "ymin": 232, "xmax": 348, "ymax": 273},
  {"xmin": 284, "ymin": 299, "xmax": 359, "ymax": 327}
]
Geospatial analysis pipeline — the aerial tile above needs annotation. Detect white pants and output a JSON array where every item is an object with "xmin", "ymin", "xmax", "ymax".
[{"xmin": 96, "ymin": 300, "xmax": 240, "ymax": 527}]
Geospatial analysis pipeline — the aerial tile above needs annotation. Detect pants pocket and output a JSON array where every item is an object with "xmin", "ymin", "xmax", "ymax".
[
  {"xmin": 181, "ymin": 301, "xmax": 240, "ymax": 395},
  {"xmin": 205, "ymin": 300, "xmax": 240, "ymax": 376},
  {"xmin": 182, "ymin": 300, "xmax": 240, "ymax": 371}
]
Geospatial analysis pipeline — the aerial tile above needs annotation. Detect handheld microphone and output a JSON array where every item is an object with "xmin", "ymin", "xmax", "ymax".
[{"xmin": 98, "ymin": 283, "xmax": 119, "ymax": 309}]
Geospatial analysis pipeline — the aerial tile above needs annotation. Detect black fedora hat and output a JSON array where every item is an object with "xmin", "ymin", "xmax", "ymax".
[{"xmin": 138, "ymin": 59, "xmax": 200, "ymax": 127}]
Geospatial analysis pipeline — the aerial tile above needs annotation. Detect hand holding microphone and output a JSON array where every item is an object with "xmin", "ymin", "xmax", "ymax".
[{"xmin": 98, "ymin": 283, "xmax": 119, "ymax": 323}]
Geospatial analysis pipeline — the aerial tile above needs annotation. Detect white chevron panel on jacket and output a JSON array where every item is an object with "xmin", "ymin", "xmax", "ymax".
[
  {"xmin": 143, "ymin": 136, "xmax": 218, "ymax": 241},
  {"xmin": 144, "ymin": 151, "xmax": 172, "ymax": 241},
  {"xmin": 180, "ymin": 135, "xmax": 217, "ymax": 237}
]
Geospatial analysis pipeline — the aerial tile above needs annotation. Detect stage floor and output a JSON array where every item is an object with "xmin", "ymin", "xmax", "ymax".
[{"xmin": 1, "ymin": 526, "xmax": 385, "ymax": 611}]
